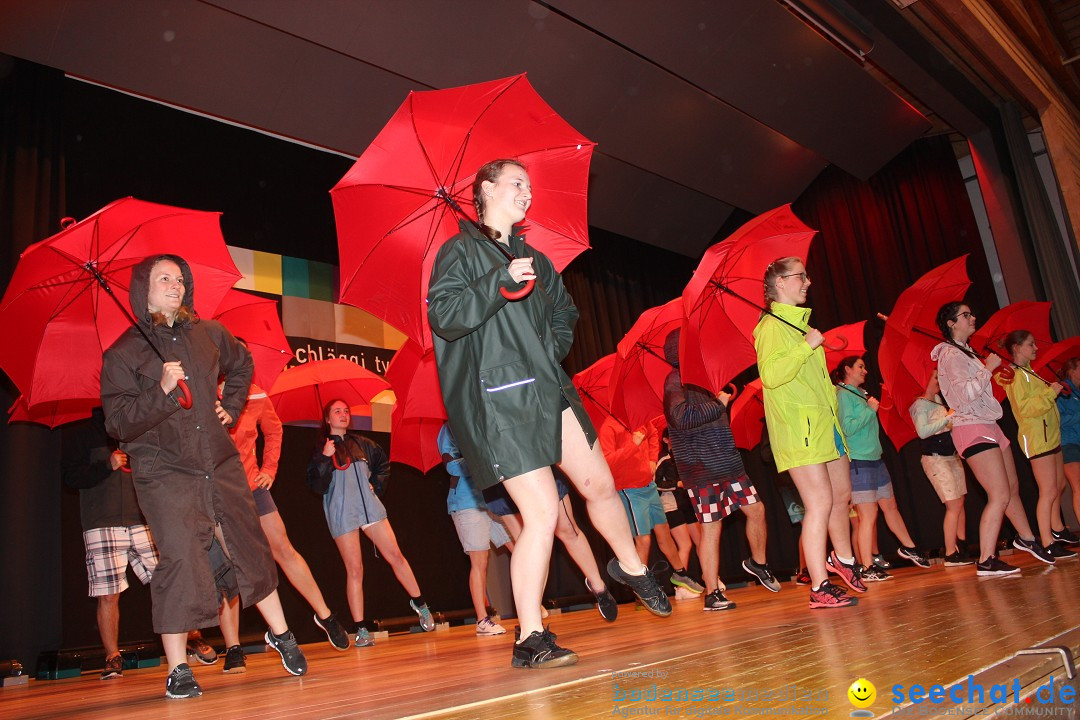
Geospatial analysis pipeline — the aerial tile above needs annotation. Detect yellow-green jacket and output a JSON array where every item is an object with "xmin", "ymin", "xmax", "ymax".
[
  {"xmin": 753, "ymin": 302, "xmax": 845, "ymax": 473},
  {"xmin": 997, "ymin": 364, "xmax": 1061, "ymax": 458}
]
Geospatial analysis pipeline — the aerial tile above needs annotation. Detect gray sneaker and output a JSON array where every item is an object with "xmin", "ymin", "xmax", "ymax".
[
  {"xmin": 741, "ymin": 558, "xmax": 781, "ymax": 592},
  {"xmin": 670, "ymin": 571, "xmax": 704, "ymax": 594},
  {"xmin": 354, "ymin": 627, "xmax": 375, "ymax": 648},
  {"xmin": 606, "ymin": 558, "xmax": 672, "ymax": 617},
  {"xmin": 410, "ymin": 599, "xmax": 436, "ymax": 632}
]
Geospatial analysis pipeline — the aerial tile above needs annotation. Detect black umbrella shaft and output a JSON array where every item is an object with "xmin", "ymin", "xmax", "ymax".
[
  {"xmin": 84, "ymin": 261, "xmax": 169, "ymax": 365},
  {"xmin": 714, "ymin": 281, "xmax": 807, "ymax": 337},
  {"xmin": 436, "ymin": 187, "xmax": 517, "ymax": 262}
]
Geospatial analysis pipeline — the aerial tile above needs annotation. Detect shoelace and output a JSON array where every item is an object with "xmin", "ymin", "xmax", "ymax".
[{"xmin": 818, "ymin": 582, "xmax": 847, "ymax": 600}]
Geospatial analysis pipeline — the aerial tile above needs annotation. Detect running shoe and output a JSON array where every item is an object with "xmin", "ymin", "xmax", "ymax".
[
  {"xmin": 871, "ymin": 553, "xmax": 892, "ymax": 570},
  {"xmin": 1051, "ymin": 528, "xmax": 1080, "ymax": 546},
  {"xmin": 943, "ymin": 551, "xmax": 974, "ymax": 567},
  {"xmin": 670, "ymin": 571, "xmax": 705, "ymax": 594},
  {"xmin": 1012, "ymin": 537, "xmax": 1055, "ymax": 565},
  {"xmin": 742, "ymin": 558, "xmax": 781, "ymax": 592},
  {"xmin": 897, "ymin": 545, "xmax": 932, "ymax": 568},
  {"xmin": 314, "ymin": 612, "xmax": 351, "ymax": 651},
  {"xmin": 100, "ymin": 654, "xmax": 123, "ymax": 680},
  {"xmin": 860, "ymin": 565, "xmax": 892, "ymax": 582},
  {"xmin": 794, "ymin": 567, "xmax": 811, "ymax": 586},
  {"xmin": 165, "ymin": 663, "xmax": 202, "ymax": 699},
  {"xmin": 222, "ymin": 645, "xmax": 246, "ymax": 674},
  {"xmin": 511, "ymin": 626, "xmax": 578, "ymax": 669},
  {"xmin": 264, "ymin": 629, "xmax": 308, "ymax": 676},
  {"xmin": 354, "ymin": 627, "xmax": 375, "ymax": 648},
  {"xmin": 410, "ymin": 599, "xmax": 436, "ymax": 631},
  {"xmin": 703, "ymin": 589, "xmax": 736, "ymax": 611},
  {"xmin": 606, "ymin": 558, "xmax": 672, "ymax": 617},
  {"xmin": 586, "ymin": 577, "xmax": 618, "ymax": 622},
  {"xmin": 976, "ymin": 555, "xmax": 1021, "ymax": 576},
  {"xmin": 186, "ymin": 634, "xmax": 218, "ymax": 665},
  {"xmin": 477, "ymin": 616, "xmax": 507, "ymax": 636},
  {"xmin": 1047, "ymin": 542, "xmax": 1078, "ymax": 559},
  {"xmin": 826, "ymin": 551, "xmax": 867, "ymax": 593},
  {"xmin": 809, "ymin": 580, "xmax": 857, "ymax": 609}
]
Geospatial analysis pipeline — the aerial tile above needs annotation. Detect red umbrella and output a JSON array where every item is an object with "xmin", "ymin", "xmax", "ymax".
[
  {"xmin": 971, "ymin": 301, "xmax": 1053, "ymax": 354},
  {"xmin": 824, "ymin": 321, "xmax": 866, "ymax": 372},
  {"xmin": 1034, "ymin": 336, "xmax": 1080, "ymax": 382},
  {"xmin": 332, "ymin": 74, "xmax": 595, "ymax": 352},
  {"xmin": 571, "ymin": 353, "xmax": 619, "ymax": 431},
  {"xmin": 680, "ymin": 205, "xmax": 817, "ymax": 393},
  {"xmin": 610, "ymin": 299, "xmax": 682, "ymax": 430},
  {"xmin": 0, "ymin": 198, "xmax": 241, "ymax": 410},
  {"xmin": 7, "ymin": 395, "xmax": 97, "ymax": 429},
  {"xmin": 267, "ymin": 357, "xmax": 390, "ymax": 425},
  {"xmin": 877, "ymin": 256, "xmax": 971, "ymax": 449},
  {"xmin": 729, "ymin": 378, "xmax": 766, "ymax": 451},
  {"xmin": 384, "ymin": 340, "xmax": 446, "ymax": 472},
  {"xmin": 212, "ymin": 289, "xmax": 292, "ymax": 391}
]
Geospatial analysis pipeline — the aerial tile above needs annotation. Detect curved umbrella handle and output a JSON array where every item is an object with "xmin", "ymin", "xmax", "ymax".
[
  {"xmin": 822, "ymin": 334, "xmax": 849, "ymax": 352},
  {"xmin": 60, "ymin": 216, "xmax": 78, "ymax": 230},
  {"xmin": 120, "ymin": 464, "xmax": 132, "ymax": 474},
  {"xmin": 332, "ymin": 454, "xmax": 352, "ymax": 471},
  {"xmin": 992, "ymin": 365, "xmax": 1015, "ymax": 383},
  {"xmin": 725, "ymin": 383, "xmax": 738, "ymax": 401},
  {"xmin": 500, "ymin": 280, "xmax": 534, "ymax": 301},
  {"xmin": 1061, "ymin": 384, "xmax": 1073, "ymax": 397},
  {"xmin": 176, "ymin": 378, "xmax": 193, "ymax": 409}
]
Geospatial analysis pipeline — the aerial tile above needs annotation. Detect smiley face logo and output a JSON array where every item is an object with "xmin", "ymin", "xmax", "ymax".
[{"xmin": 848, "ymin": 678, "xmax": 876, "ymax": 709}]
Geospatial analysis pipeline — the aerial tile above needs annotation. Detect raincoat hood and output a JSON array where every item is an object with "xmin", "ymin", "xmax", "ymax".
[
  {"xmin": 664, "ymin": 329, "xmax": 680, "ymax": 368},
  {"xmin": 129, "ymin": 254, "xmax": 196, "ymax": 327}
]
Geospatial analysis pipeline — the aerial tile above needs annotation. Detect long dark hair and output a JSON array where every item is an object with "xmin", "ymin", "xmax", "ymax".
[
  {"xmin": 472, "ymin": 158, "xmax": 526, "ymax": 242},
  {"xmin": 830, "ymin": 356, "xmax": 861, "ymax": 385},
  {"xmin": 935, "ymin": 301, "xmax": 965, "ymax": 341},
  {"xmin": 319, "ymin": 398, "xmax": 367, "ymax": 463}
]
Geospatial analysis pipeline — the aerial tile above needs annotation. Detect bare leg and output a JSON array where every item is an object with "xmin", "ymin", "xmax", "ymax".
[
  {"xmin": 502, "ymin": 468, "xmax": 560, "ymax": 639},
  {"xmin": 553, "ymin": 495, "xmax": 607, "ymax": 591},
  {"xmin": 96, "ymin": 594, "xmax": 120, "ymax": 658},
  {"xmin": 652, "ymin": 522, "xmax": 683, "ymax": 569},
  {"xmin": 943, "ymin": 497, "xmax": 966, "ymax": 554},
  {"xmin": 877, "ymin": 496, "xmax": 917, "ymax": 548},
  {"xmin": 333, "ymin": 530, "xmax": 366, "ymax": 623},
  {"xmin": 826, "ymin": 456, "xmax": 856, "ymax": 559},
  {"xmin": 854, "ymin": 503, "xmax": 877, "ymax": 566},
  {"xmin": 742, "ymin": 501, "xmax": 768, "ymax": 564},
  {"xmin": 1030, "ymin": 453, "xmax": 1064, "ymax": 545},
  {"xmin": 260, "ymin": 511, "xmax": 331, "ymax": 618},
  {"xmin": 364, "ymin": 520, "xmax": 423, "ymax": 596},
  {"xmin": 788, "ymin": 461, "xmax": 842, "ymax": 589},
  {"xmin": 466, "ymin": 550, "xmax": 490, "ymax": 620},
  {"xmin": 668, "ymin": 523, "xmax": 693, "ymax": 569},
  {"xmin": 698, "ymin": 520, "xmax": 722, "ymax": 593},
  {"xmin": 1065, "ymin": 462, "xmax": 1080, "ymax": 527},
  {"xmin": 219, "ymin": 595, "xmax": 241, "ymax": 646},
  {"xmin": 163, "ymin": 632, "xmax": 188, "ymax": 673},
  {"xmin": 998, "ymin": 448, "xmax": 1037, "ymax": 541},
  {"xmin": 633, "ymin": 535, "xmax": 652, "ymax": 566},
  {"xmin": 966, "ymin": 448, "xmax": 1025, "ymax": 561}
]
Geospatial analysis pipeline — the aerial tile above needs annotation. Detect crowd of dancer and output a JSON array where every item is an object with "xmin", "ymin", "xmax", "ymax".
[{"xmin": 68, "ymin": 159, "xmax": 1080, "ymax": 698}]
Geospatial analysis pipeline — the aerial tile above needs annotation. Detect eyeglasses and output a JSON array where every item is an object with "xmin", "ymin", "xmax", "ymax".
[
  {"xmin": 780, "ymin": 272, "xmax": 808, "ymax": 282},
  {"xmin": 952, "ymin": 311, "xmax": 974, "ymax": 321}
]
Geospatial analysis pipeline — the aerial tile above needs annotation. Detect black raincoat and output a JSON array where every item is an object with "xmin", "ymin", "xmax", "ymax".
[
  {"xmin": 101, "ymin": 255, "xmax": 275, "ymax": 633},
  {"xmin": 428, "ymin": 222, "xmax": 595, "ymax": 490}
]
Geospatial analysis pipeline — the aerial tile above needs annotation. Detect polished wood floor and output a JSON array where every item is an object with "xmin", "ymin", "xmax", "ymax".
[{"xmin": 3, "ymin": 551, "xmax": 1078, "ymax": 720}]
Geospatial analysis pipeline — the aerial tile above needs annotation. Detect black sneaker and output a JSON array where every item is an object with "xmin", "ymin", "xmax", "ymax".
[
  {"xmin": 794, "ymin": 567, "xmax": 811, "ymax": 586},
  {"xmin": 511, "ymin": 626, "xmax": 578, "ymax": 669},
  {"xmin": 1012, "ymin": 537, "xmax": 1055, "ymax": 565},
  {"xmin": 1047, "ymin": 541, "xmax": 1078, "ymax": 559},
  {"xmin": 703, "ymin": 589, "xmax": 736, "ymax": 611},
  {"xmin": 165, "ymin": 663, "xmax": 202, "ymax": 699},
  {"xmin": 976, "ymin": 555, "xmax": 1021, "ymax": 576},
  {"xmin": 943, "ymin": 551, "xmax": 975, "ymax": 567},
  {"xmin": 264, "ymin": 629, "xmax": 308, "ymax": 676},
  {"xmin": 100, "ymin": 654, "xmax": 123, "ymax": 680},
  {"xmin": 606, "ymin": 558, "xmax": 672, "ymax": 617},
  {"xmin": 1051, "ymin": 528, "xmax": 1080, "ymax": 546},
  {"xmin": 222, "ymin": 645, "xmax": 246, "ymax": 674},
  {"xmin": 871, "ymin": 553, "xmax": 892, "ymax": 570},
  {"xmin": 585, "ymin": 578, "xmax": 618, "ymax": 622},
  {"xmin": 897, "ymin": 545, "xmax": 931, "ymax": 568},
  {"xmin": 742, "ymin": 558, "xmax": 781, "ymax": 592},
  {"xmin": 860, "ymin": 565, "xmax": 893, "ymax": 582},
  {"xmin": 314, "ymin": 612, "xmax": 350, "ymax": 651}
]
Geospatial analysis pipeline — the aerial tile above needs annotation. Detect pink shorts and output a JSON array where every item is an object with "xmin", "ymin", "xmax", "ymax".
[{"xmin": 951, "ymin": 423, "xmax": 1010, "ymax": 459}]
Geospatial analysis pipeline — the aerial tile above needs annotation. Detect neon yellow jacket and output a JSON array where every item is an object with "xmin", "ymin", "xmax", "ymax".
[
  {"xmin": 753, "ymin": 302, "xmax": 845, "ymax": 472},
  {"xmin": 997, "ymin": 364, "xmax": 1061, "ymax": 458}
]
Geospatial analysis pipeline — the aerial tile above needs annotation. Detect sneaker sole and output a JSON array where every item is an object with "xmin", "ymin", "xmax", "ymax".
[
  {"xmin": 222, "ymin": 665, "xmax": 247, "ymax": 674},
  {"xmin": 511, "ymin": 653, "xmax": 580, "ymax": 669},
  {"xmin": 741, "ymin": 561, "xmax": 781, "ymax": 593},
  {"xmin": 188, "ymin": 653, "xmax": 218, "ymax": 665},
  {"xmin": 264, "ymin": 632, "xmax": 307, "ymax": 676},
  {"xmin": 1013, "ymin": 542, "xmax": 1056, "ymax": 565},
  {"xmin": 976, "ymin": 569, "xmax": 1021, "ymax": 576},
  {"xmin": 944, "ymin": 561, "xmax": 974, "ymax": 567},
  {"xmin": 314, "ymin": 615, "xmax": 351, "ymax": 652},
  {"xmin": 809, "ymin": 598, "xmax": 857, "ymax": 609},
  {"xmin": 100, "ymin": 672, "xmax": 122, "ymax": 680},
  {"xmin": 863, "ymin": 576, "xmax": 893, "ymax": 582},
  {"xmin": 671, "ymin": 579, "xmax": 704, "ymax": 593},
  {"xmin": 165, "ymin": 690, "xmax": 202, "ymax": 699},
  {"xmin": 477, "ymin": 630, "xmax": 507, "ymax": 636}
]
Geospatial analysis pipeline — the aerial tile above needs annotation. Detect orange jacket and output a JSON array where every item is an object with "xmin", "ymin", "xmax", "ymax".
[
  {"xmin": 229, "ymin": 385, "xmax": 283, "ymax": 491},
  {"xmin": 600, "ymin": 415, "xmax": 659, "ymax": 491}
]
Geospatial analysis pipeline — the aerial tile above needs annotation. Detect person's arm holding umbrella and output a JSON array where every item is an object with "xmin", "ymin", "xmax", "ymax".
[
  {"xmin": 428, "ymin": 239, "xmax": 531, "ymax": 341},
  {"xmin": 755, "ymin": 319, "xmax": 823, "ymax": 391}
]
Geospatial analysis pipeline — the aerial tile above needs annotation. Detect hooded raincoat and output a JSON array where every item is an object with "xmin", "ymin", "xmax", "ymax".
[
  {"xmin": 428, "ymin": 222, "xmax": 594, "ymax": 490},
  {"xmin": 997, "ymin": 365, "xmax": 1061, "ymax": 458},
  {"xmin": 101, "ymin": 255, "xmax": 275, "ymax": 633},
  {"xmin": 753, "ymin": 302, "xmax": 845, "ymax": 473}
]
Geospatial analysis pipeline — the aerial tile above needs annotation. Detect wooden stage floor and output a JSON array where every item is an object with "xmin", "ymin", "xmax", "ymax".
[{"xmin": 3, "ymin": 551, "xmax": 1079, "ymax": 720}]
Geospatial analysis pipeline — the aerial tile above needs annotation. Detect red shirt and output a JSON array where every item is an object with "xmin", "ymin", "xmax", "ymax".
[
  {"xmin": 600, "ymin": 416, "xmax": 659, "ymax": 491},
  {"xmin": 228, "ymin": 384, "xmax": 283, "ymax": 491}
]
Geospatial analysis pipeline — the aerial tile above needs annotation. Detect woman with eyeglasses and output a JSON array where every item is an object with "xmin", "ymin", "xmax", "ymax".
[
  {"xmin": 754, "ymin": 257, "xmax": 861, "ymax": 609},
  {"xmin": 996, "ymin": 330, "xmax": 1076, "ymax": 559},
  {"xmin": 931, "ymin": 302, "xmax": 1053, "ymax": 575}
]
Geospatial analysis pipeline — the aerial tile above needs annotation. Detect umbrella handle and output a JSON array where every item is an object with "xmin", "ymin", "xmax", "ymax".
[
  {"xmin": 500, "ymin": 280, "xmax": 534, "ymax": 301},
  {"xmin": 878, "ymin": 389, "xmax": 894, "ymax": 412},
  {"xmin": 176, "ymin": 379, "xmax": 193, "ymax": 409},
  {"xmin": 120, "ymin": 464, "xmax": 132, "ymax": 474},
  {"xmin": 992, "ymin": 364, "xmax": 1015, "ymax": 383},
  {"xmin": 822, "ymin": 335, "xmax": 849, "ymax": 352},
  {"xmin": 725, "ymin": 383, "xmax": 738, "ymax": 401},
  {"xmin": 332, "ymin": 454, "xmax": 352, "ymax": 471}
]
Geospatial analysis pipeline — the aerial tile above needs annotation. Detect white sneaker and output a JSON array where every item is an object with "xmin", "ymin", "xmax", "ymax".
[{"xmin": 476, "ymin": 616, "xmax": 506, "ymax": 636}]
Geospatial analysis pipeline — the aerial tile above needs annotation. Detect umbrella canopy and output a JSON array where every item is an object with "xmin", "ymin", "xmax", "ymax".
[
  {"xmin": 7, "ymin": 395, "xmax": 97, "ymax": 429},
  {"xmin": 610, "ymin": 299, "xmax": 682, "ymax": 430},
  {"xmin": 212, "ymin": 289, "xmax": 292, "ymax": 391},
  {"xmin": 332, "ymin": 73, "xmax": 595, "ymax": 352},
  {"xmin": 267, "ymin": 357, "xmax": 390, "ymax": 424},
  {"xmin": 877, "ymin": 256, "xmax": 971, "ymax": 449},
  {"xmin": 571, "ymin": 353, "xmax": 618, "ymax": 431},
  {"xmin": 729, "ymin": 378, "xmax": 766, "ymax": 451},
  {"xmin": 680, "ymin": 205, "xmax": 816, "ymax": 393},
  {"xmin": 384, "ymin": 340, "xmax": 446, "ymax": 472},
  {"xmin": 1034, "ymin": 336, "xmax": 1080, "ymax": 382},
  {"xmin": 824, "ymin": 321, "xmax": 866, "ymax": 372},
  {"xmin": 971, "ymin": 301, "xmax": 1053, "ymax": 355},
  {"xmin": 0, "ymin": 197, "xmax": 241, "ymax": 409}
]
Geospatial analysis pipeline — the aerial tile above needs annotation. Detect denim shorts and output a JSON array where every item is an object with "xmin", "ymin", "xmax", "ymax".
[{"xmin": 849, "ymin": 459, "xmax": 894, "ymax": 504}]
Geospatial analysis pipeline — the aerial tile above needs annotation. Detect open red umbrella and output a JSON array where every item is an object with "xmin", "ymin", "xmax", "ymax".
[
  {"xmin": 571, "ymin": 353, "xmax": 619, "ymax": 431},
  {"xmin": 679, "ymin": 205, "xmax": 817, "ymax": 393},
  {"xmin": 877, "ymin": 256, "xmax": 971, "ymax": 449},
  {"xmin": 7, "ymin": 394, "xmax": 97, "ymax": 429},
  {"xmin": 0, "ymin": 197, "xmax": 241, "ymax": 411},
  {"xmin": 1034, "ymin": 336, "xmax": 1080, "ymax": 382},
  {"xmin": 332, "ymin": 74, "xmax": 595, "ymax": 352},
  {"xmin": 267, "ymin": 357, "xmax": 390, "ymax": 425},
  {"xmin": 609, "ymin": 299, "xmax": 682, "ymax": 430},
  {"xmin": 824, "ymin": 321, "xmax": 866, "ymax": 372},
  {"xmin": 384, "ymin": 340, "xmax": 445, "ymax": 472},
  {"xmin": 971, "ymin": 301, "xmax": 1053, "ymax": 354},
  {"xmin": 729, "ymin": 378, "xmax": 766, "ymax": 451},
  {"xmin": 212, "ymin": 289, "xmax": 292, "ymax": 391}
]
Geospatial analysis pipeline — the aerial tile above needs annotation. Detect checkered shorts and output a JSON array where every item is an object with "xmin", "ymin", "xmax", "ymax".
[
  {"xmin": 687, "ymin": 476, "xmax": 759, "ymax": 523},
  {"xmin": 83, "ymin": 525, "xmax": 159, "ymax": 597}
]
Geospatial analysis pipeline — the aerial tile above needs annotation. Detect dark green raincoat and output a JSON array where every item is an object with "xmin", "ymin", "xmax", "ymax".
[{"xmin": 428, "ymin": 222, "xmax": 595, "ymax": 490}]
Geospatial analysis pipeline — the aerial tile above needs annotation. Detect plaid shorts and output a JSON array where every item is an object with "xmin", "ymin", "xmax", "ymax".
[
  {"xmin": 83, "ymin": 525, "xmax": 159, "ymax": 597},
  {"xmin": 687, "ymin": 476, "xmax": 759, "ymax": 523}
]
